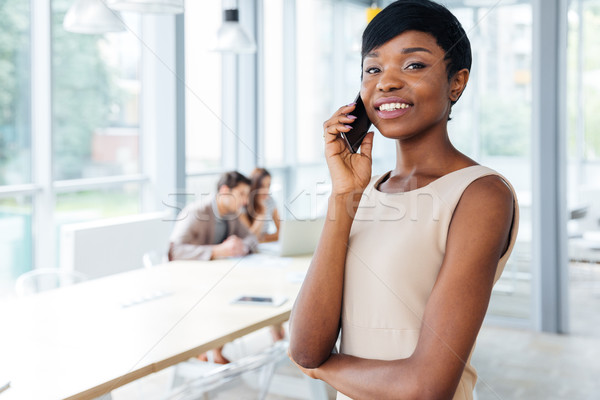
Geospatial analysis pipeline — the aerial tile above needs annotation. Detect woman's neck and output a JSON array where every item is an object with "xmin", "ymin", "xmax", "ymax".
[
  {"xmin": 393, "ymin": 130, "xmax": 459, "ymax": 175},
  {"xmin": 378, "ymin": 130, "xmax": 475, "ymax": 193}
]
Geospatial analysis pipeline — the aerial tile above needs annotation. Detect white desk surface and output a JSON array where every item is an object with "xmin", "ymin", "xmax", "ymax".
[{"xmin": 0, "ymin": 255, "xmax": 311, "ymax": 400}]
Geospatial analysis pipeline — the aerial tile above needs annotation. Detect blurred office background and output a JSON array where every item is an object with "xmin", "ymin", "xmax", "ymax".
[{"xmin": 0, "ymin": 0, "xmax": 599, "ymax": 397}]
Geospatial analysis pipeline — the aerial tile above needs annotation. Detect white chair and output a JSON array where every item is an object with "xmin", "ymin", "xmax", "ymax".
[
  {"xmin": 165, "ymin": 340, "xmax": 290, "ymax": 400},
  {"xmin": 15, "ymin": 268, "xmax": 88, "ymax": 297}
]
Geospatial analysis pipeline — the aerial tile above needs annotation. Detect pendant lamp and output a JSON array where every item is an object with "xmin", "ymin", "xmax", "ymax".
[
  {"xmin": 106, "ymin": 0, "xmax": 184, "ymax": 14},
  {"xmin": 214, "ymin": 8, "xmax": 257, "ymax": 54},
  {"xmin": 63, "ymin": 0, "xmax": 125, "ymax": 34}
]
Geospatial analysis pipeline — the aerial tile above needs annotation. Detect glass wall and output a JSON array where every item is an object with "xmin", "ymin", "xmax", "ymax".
[
  {"xmin": 566, "ymin": 0, "xmax": 600, "ymax": 243},
  {"xmin": 0, "ymin": 0, "xmax": 31, "ymax": 289},
  {"xmin": 0, "ymin": 196, "xmax": 32, "ymax": 296},
  {"xmin": 566, "ymin": 0, "xmax": 600, "ymax": 336},
  {"xmin": 0, "ymin": 0, "xmax": 30, "ymax": 187},
  {"xmin": 295, "ymin": 0, "xmax": 335, "ymax": 165},
  {"xmin": 449, "ymin": 1, "xmax": 534, "ymax": 322},
  {"xmin": 0, "ymin": 1, "xmax": 147, "ymax": 292},
  {"xmin": 262, "ymin": 0, "xmax": 284, "ymax": 166},
  {"xmin": 184, "ymin": 0, "xmax": 223, "ymax": 174},
  {"xmin": 49, "ymin": 1, "xmax": 144, "ymax": 273},
  {"xmin": 51, "ymin": 0, "xmax": 141, "ymax": 180},
  {"xmin": 261, "ymin": 0, "xmax": 372, "ymax": 220}
]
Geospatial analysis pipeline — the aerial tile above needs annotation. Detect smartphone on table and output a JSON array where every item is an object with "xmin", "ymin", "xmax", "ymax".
[
  {"xmin": 341, "ymin": 93, "xmax": 372, "ymax": 153},
  {"xmin": 231, "ymin": 295, "xmax": 288, "ymax": 307}
]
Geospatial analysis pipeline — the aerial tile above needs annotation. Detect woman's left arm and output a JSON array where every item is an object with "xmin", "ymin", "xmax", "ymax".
[
  {"xmin": 262, "ymin": 207, "xmax": 281, "ymax": 242},
  {"xmin": 294, "ymin": 175, "xmax": 515, "ymax": 400}
]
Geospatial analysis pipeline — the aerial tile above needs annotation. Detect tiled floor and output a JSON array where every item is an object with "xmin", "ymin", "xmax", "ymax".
[
  {"xmin": 473, "ymin": 261, "xmax": 600, "ymax": 400},
  {"xmin": 113, "ymin": 262, "xmax": 600, "ymax": 400}
]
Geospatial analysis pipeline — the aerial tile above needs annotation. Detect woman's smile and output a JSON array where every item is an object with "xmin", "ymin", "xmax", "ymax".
[{"xmin": 374, "ymin": 96, "xmax": 413, "ymax": 119}]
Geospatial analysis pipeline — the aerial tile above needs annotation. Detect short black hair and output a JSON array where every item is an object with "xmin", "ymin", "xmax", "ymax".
[
  {"xmin": 362, "ymin": 0, "xmax": 472, "ymax": 88},
  {"xmin": 216, "ymin": 171, "xmax": 251, "ymax": 190}
]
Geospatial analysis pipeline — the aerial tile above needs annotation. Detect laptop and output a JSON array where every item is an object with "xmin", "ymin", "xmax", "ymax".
[{"xmin": 257, "ymin": 217, "xmax": 325, "ymax": 256}]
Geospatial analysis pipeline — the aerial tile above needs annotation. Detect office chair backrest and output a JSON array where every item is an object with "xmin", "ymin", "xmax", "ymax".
[{"xmin": 15, "ymin": 268, "xmax": 88, "ymax": 297}]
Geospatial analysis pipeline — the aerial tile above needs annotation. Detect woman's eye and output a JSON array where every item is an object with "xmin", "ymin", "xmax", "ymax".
[
  {"xmin": 365, "ymin": 66, "xmax": 380, "ymax": 74},
  {"xmin": 406, "ymin": 62, "xmax": 426, "ymax": 70}
]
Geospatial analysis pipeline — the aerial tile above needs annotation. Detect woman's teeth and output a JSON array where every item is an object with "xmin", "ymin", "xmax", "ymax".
[{"xmin": 378, "ymin": 102, "xmax": 410, "ymax": 111}]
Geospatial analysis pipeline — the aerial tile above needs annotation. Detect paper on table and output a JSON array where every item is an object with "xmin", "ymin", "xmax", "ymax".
[{"xmin": 236, "ymin": 253, "xmax": 293, "ymax": 268}]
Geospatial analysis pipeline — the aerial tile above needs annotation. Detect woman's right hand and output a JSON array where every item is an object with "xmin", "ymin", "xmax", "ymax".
[{"xmin": 323, "ymin": 103, "xmax": 374, "ymax": 196}]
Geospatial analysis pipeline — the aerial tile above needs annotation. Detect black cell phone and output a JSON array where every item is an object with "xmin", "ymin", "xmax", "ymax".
[{"xmin": 341, "ymin": 93, "xmax": 372, "ymax": 153}]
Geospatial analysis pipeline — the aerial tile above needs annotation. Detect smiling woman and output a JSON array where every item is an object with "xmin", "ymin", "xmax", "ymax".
[{"xmin": 288, "ymin": 1, "xmax": 519, "ymax": 399}]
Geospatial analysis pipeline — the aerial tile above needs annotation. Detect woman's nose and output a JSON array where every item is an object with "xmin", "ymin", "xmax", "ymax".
[{"xmin": 376, "ymin": 69, "xmax": 404, "ymax": 92}]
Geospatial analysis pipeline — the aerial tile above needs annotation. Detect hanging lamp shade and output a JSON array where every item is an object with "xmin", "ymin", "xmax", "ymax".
[
  {"xmin": 63, "ymin": 0, "xmax": 125, "ymax": 34},
  {"xmin": 213, "ymin": 9, "xmax": 257, "ymax": 54},
  {"xmin": 106, "ymin": 0, "xmax": 184, "ymax": 14}
]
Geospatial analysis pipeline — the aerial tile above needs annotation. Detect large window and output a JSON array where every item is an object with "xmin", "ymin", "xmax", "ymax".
[
  {"xmin": 52, "ymin": 0, "xmax": 141, "ymax": 180},
  {"xmin": 261, "ymin": 0, "xmax": 372, "ymax": 219},
  {"xmin": 184, "ymin": 0, "xmax": 222, "ymax": 175},
  {"xmin": 0, "ymin": 1, "xmax": 148, "ymax": 294},
  {"xmin": 50, "ymin": 1, "xmax": 143, "ymax": 271},
  {"xmin": 0, "ymin": 0, "xmax": 31, "ymax": 291},
  {"xmin": 566, "ymin": 0, "xmax": 600, "ymax": 335},
  {"xmin": 295, "ymin": 0, "xmax": 335, "ymax": 165},
  {"xmin": 449, "ymin": 1, "xmax": 534, "ymax": 322},
  {"xmin": 0, "ymin": 196, "xmax": 32, "ymax": 295},
  {"xmin": 262, "ymin": 0, "xmax": 284, "ymax": 166},
  {"xmin": 0, "ymin": 0, "xmax": 31, "ymax": 187},
  {"xmin": 567, "ymin": 0, "xmax": 600, "ymax": 231}
]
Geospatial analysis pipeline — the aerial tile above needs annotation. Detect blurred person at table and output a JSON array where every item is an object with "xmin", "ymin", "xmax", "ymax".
[
  {"xmin": 241, "ymin": 168, "xmax": 286, "ymax": 342},
  {"xmin": 168, "ymin": 171, "xmax": 258, "ymax": 364},
  {"xmin": 168, "ymin": 170, "xmax": 258, "ymax": 262},
  {"xmin": 240, "ymin": 168, "xmax": 281, "ymax": 243}
]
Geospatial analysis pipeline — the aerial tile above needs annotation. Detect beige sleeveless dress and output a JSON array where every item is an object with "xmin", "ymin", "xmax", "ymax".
[{"xmin": 337, "ymin": 165, "xmax": 519, "ymax": 400}]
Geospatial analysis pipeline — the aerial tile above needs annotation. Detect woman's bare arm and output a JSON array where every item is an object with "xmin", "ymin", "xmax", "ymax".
[
  {"xmin": 289, "ymin": 104, "xmax": 374, "ymax": 368},
  {"xmin": 239, "ymin": 212, "xmax": 264, "ymax": 238},
  {"xmin": 261, "ymin": 208, "xmax": 281, "ymax": 242},
  {"xmin": 289, "ymin": 193, "xmax": 360, "ymax": 367},
  {"xmin": 294, "ymin": 175, "xmax": 515, "ymax": 398}
]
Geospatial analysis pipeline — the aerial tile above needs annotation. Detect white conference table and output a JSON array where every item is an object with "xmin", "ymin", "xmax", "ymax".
[{"xmin": 0, "ymin": 255, "xmax": 311, "ymax": 400}]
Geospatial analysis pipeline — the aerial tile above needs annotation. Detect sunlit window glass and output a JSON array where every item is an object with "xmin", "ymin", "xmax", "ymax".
[
  {"xmin": 55, "ymin": 184, "xmax": 141, "ymax": 226},
  {"xmin": 0, "ymin": 196, "xmax": 33, "ymax": 297},
  {"xmin": 0, "ymin": 0, "xmax": 31, "ymax": 185},
  {"xmin": 184, "ymin": 0, "xmax": 222, "ymax": 173},
  {"xmin": 295, "ymin": 0, "xmax": 334, "ymax": 164},
  {"xmin": 567, "ymin": 1, "xmax": 600, "ymax": 163},
  {"xmin": 51, "ymin": 0, "xmax": 141, "ymax": 181},
  {"xmin": 450, "ymin": 1, "xmax": 533, "ymax": 321},
  {"xmin": 566, "ymin": 0, "xmax": 600, "ymax": 261},
  {"xmin": 262, "ymin": 0, "xmax": 284, "ymax": 166},
  {"xmin": 55, "ymin": 184, "xmax": 142, "ymax": 266}
]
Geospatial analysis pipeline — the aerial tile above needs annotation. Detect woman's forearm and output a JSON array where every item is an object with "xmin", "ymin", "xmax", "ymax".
[
  {"xmin": 262, "ymin": 232, "xmax": 278, "ymax": 242},
  {"xmin": 249, "ymin": 220, "xmax": 264, "ymax": 237},
  {"xmin": 289, "ymin": 194, "xmax": 359, "ymax": 368},
  {"xmin": 313, "ymin": 354, "xmax": 421, "ymax": 400}
]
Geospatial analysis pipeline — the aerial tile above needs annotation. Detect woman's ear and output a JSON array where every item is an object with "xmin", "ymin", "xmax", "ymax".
[{"xmin": 449, "ymin": 69, "xmax": 470, "ymax": 102}]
